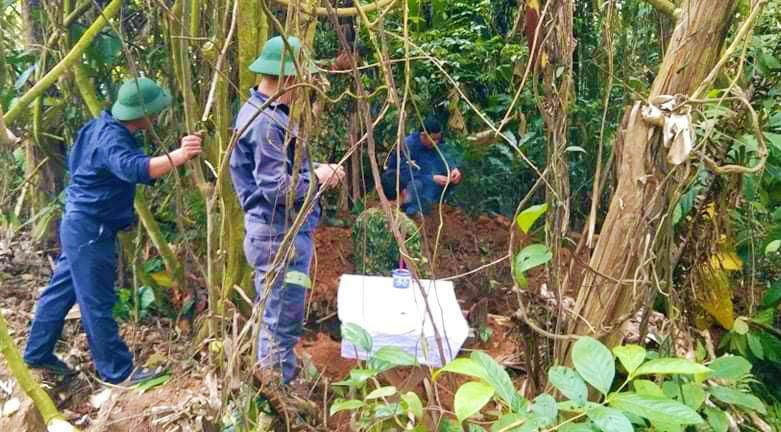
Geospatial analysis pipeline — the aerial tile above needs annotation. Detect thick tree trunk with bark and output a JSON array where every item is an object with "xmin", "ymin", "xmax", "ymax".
[{"xmin": 556, "ymin": 0, "xmax": 737, "ymax": 359}]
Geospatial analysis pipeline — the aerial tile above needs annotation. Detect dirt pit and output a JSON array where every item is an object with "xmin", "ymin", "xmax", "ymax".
[{"xmin": 1, "ymin": 205, "xmax": 523, "ymax": 431}]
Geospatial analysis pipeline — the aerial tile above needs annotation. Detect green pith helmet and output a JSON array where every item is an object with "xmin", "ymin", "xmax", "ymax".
[
  {"xmin": 111, "ymin": 77, "xmax": 172, "ymax": 121},
  {"xmin": 249, "ymin": 35, "xmax": 317, "ymax": 76}
]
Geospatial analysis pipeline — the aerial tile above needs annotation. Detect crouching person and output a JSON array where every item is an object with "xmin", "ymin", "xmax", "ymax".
[
  {"xmin": 24, "ymin": 78, "xmax": 202, "ymax": 384},
  {"xmin": 230, "ymin": 36, "xmax": 344, "ymax": 385},
  {"xmin": 381, "ymin": 117, "xmax": 463, "ymax": 216}
]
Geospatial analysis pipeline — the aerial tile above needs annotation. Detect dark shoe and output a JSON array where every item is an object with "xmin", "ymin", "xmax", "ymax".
[
  {"xmin": 26, "ymin": 357, "xmax": 78, "ymax": 378},
  {"xmin": 125, "ymin": 367, "xmax": 166, "ymax": 385}
]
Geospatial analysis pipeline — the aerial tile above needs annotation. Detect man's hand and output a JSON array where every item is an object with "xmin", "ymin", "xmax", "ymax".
[
  {"xmin": 315, "ymin": 163, "xmax": 345, "ymax": 188},
  {"xmin": 433, "ymin": 175, "xmax": 449, "ymax": 187},
  {"xmin": 450, "ymin": 168, "xmax": 463, "ymax": 185},
  {"xmin": 179, "ymin": 134, "xmax": 203, "ymax": 161},
  {"xmin": 149, "ymin": 134, "xmax": 203, "ymax": 178}
]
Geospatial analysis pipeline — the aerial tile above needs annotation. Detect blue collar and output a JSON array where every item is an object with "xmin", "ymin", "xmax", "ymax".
[{"xmin": 250, "ymin": 88, "xmax": 290, "ymax": 115}]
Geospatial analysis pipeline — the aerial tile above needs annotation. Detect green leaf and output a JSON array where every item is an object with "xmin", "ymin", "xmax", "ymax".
[
  {"xmin": 285, "ymin": 270, "xmax": 312, "ymax": 289},
  {"xmin": 572, "ymin": 337, "xmax": 615, "ymax": 395},
  {"xmin": 633, "ymin": 380, "xmax": 665, "ymax": 397},
  {"xmin": 732, "ymin": 318, "xmax": 749, "ymax": 335},
  {"xmin": 765, "ymin": 132, "xmax": 781, "ymax": 152},
  {"xmin": 531, "ymin": 394, "xmax": 558, "ymax": 426},
  {"xmin": 133, "ymin": 372, "xmax": 171, "ymax": 394},
  {"xmin": 585, "ymin": 406, "xmax": 633, "ymax": 432},
  {"xmin": 707, "ymin": 356, "xmax": 752, "ymax": 381},
  {"xmin": 765, "ymin": 240, "xmax": 781, "ymax": 254},
  {"xmin": 613, "ymin": 345, "xmax": 646, "ymax": 374},
  {"xmin": 558, "ymin": 423, "xmax": 598, "ymax": 432},
  {"xmin": 633, "ymin": 358, "xmax": 711, "ymax": 376},
  {"xmin": 139, "ymin": 286, "xmax": 156, "ymax": 309},
  {"xmin": 516, "ymin": 204, "xmax": 548, "ymax": 234},
  {"xmin": 704, "ymin": 406, "xmax": 729, "ymax": 432},
  {"xmin": 454, "ymin": 381, "xmax": 495, "ymax": 424},
  {"xmin": 681, "ymin": 383, "xmax": 706, "ymax": 410},
  {"xmin": 14, "ymin": 64, "xmax": 36, "ymax": 90},
  {"xmin": 470, "ymin": 351, "xmax": 518, "ymax": 408},
  {"xmin": 548, "ymin": 366, "xmax": 588, "ymax": 405},
  {"xmin": 372, "ymin": 346, "xmax": 417, "ymax": 366},
  {"xmin": 762, "ymin": 280, "xmax": 781, "ymax": 307},
  {"xmin": 366, "ymin": 386, "xmax": 397, "ymax": 400},
  {"xmin": 708, "ymin": 385, "xmax": 766, "ymax": 414},
  {"xmin": 401, "ymin": 392, "xmax": 424, "ymax": 419},
  {"xmin": 747, "ymin": 332, "xmax": 765, "ymax": 360},
  {"xmin": 330, "ymin": 399, "xmax": 364, "ymax": 416},
  {"xmin": 514, "ymin": 244, "xmax": 553, "ymax": 274},
  {"xmin": 341, "ymin": 322, "xmax": 373, "ymax": 353},
  {"xmin": 434, "ymin": 358, "xmax": 489, "ymax": 382},
  {"xmin": 609, "ymin": 392, "xmax": 703, "ymax": 425},
  {"xmin": 490, "ymin": 413, "xmax": 527, "ymax": 432}
]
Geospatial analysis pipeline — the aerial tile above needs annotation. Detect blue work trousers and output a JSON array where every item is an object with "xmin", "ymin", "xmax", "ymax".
[
  {"xmin": 381, "ymin": 170, "xmax": 449, "ymax": 216},
  {"xmin": 244, "ymin": 227, "xmax": 314, "ymax": 383},
  {"xmin": 24, "ymin": 213, "xmax": 133, "ymax": 383}
]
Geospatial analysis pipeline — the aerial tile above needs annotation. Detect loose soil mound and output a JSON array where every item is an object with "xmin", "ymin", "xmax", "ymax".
[{"xmin": 0, "ymin": 205, "xmax": 522, "ymax": 431}]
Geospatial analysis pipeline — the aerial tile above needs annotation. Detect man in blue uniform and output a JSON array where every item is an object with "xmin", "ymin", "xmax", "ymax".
[
  {"xmin": 381, "ymin": 118, "xmax": 463, "ymax": 216},
  {"xmin": 230, "ymin": 36, "xmax": 344, "ymax": 384},
  {"xmin": 23, "ymin": 77, "xmax": 202, "ymax": 384}
]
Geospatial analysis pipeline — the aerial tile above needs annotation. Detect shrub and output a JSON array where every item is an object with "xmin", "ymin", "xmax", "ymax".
[{"xmin": 352, "ymin": 208, "xmax": 426, "ymax": 276}]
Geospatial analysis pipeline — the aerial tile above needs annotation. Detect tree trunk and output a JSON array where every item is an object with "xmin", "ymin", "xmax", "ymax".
[
  {"xmin": 539, "ymin": 0, "xmax": 574, "ymax": 313},
  {"xmin": 556, "ymin": 0, "xmax": 737, "ymax": 360}
]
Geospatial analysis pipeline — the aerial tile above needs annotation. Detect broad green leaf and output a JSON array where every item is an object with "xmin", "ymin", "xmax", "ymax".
[
  {"xmin": 704, "ymin": 406, "xmax": 729, "ymax": 432},
  {"xmin": 139, "ymin": 286, "xmax": 156, "ymax": 309},
  {"xmin": 681, "ymin": 384, "xmax": 706, "ymax": 410},
  {"xmin": 284, "ymin": 270, "xmax": 311, "ymax": 289},
  {"xmin": 471, "ymin": 351, "xmax": 517, "ymax": 408},
  {"xmin": 613, "ymin": 345, "xmax": 646, "ymax": 374},
  {"xmin": 372, "ymin": 346, "xmax": 417, "ymax": 366},
  {"xmin": 765, "ymin": 132, "xmax": 781, "ymax": 152},
  {"xmin": 514, "ymin": 244, "xmax": 553, "ymax": 274},
  {"xmin": 366, "ymin": 385, "xmax": 397, "ymax": 400},
  {"xmin": 609, "ymin": 392, "xmax": 703, "ymax": 425},
  {"xmin": 434, "ymin": 358, "xmax": 489, "ymax": 382},
  {"xmin": 585, "ymin": 406, "xmax": 633, "ymax": 432},
  {"xmin": 732, "ymin": 318, "xmax": 749, "ymax": 335},
  {"xmin": 707, "ymin": 356, "xmax": 752, "ymax": 381},
  {"xmin": 490, "ymin": 413, "xmax": 526, "ymax": 432},
  {"xmin": 765, "ymin": 240, "xmax": 781, "ymax": 254},
  {"xmin": 341, "ymin": 323, "xmax": 372, "ymax": 353},
  {"xmin": 454, "ymin": 381, "xmax": 495, "ymax": 424},
  {"xmin": 548, "ymin": 366, "xmax": 588, "ymax": 405},
  {"xmin": 633, "ymin": 380, "xmax": 665, "ymax": 397},
  {"xmin": 374, "ymin": 402, "xmax": 402, "ymax": 418},
  {"xmin": 516, "ymin": 204, "xmax": 548, "ymax": 234},
  {"xmin": 401, "ymin": 392, "xmax": 423, "ymax": 419},
  {"xmin": 747, "ymin": 333, "xmax": 765, "ymax": 360},
  {"xmin": 762, "ymin": 280, "xmax": 781, "ymax": 307},
  {"xmin": 530, "ymin": 394, "xmax": 558, "ymax": 426},
  {"xmin": 572, "ymin": 337, "xmax": 615, "ymax": 395},
  {"xmin": 708, "ymin": 385, "xmax": 766, "ymax": 414},
  {"xmin": 633, "ymin": 358, "xmax": 711, "ymax": 376},
  {"xmin": 329, "ymin": 399, "xmax": 364, "ymax": 416}
]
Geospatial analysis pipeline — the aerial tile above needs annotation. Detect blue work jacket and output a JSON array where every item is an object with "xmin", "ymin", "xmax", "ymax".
[
  {"xmin": 230, "ymin": 89, "xmax": 320, "ymax": 234},
  {"xmin": 64, "ymin": 111, "xmax": 153, "ymax": 230},
  {"xmin": 386, "ymin": 132, "xmax": 460, "ymax": 180}
]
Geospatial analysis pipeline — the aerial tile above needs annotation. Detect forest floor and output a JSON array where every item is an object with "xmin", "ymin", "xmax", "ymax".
[{"xmin": 0, "ymin": 205, "xmax": 532, "ymax": 431}]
